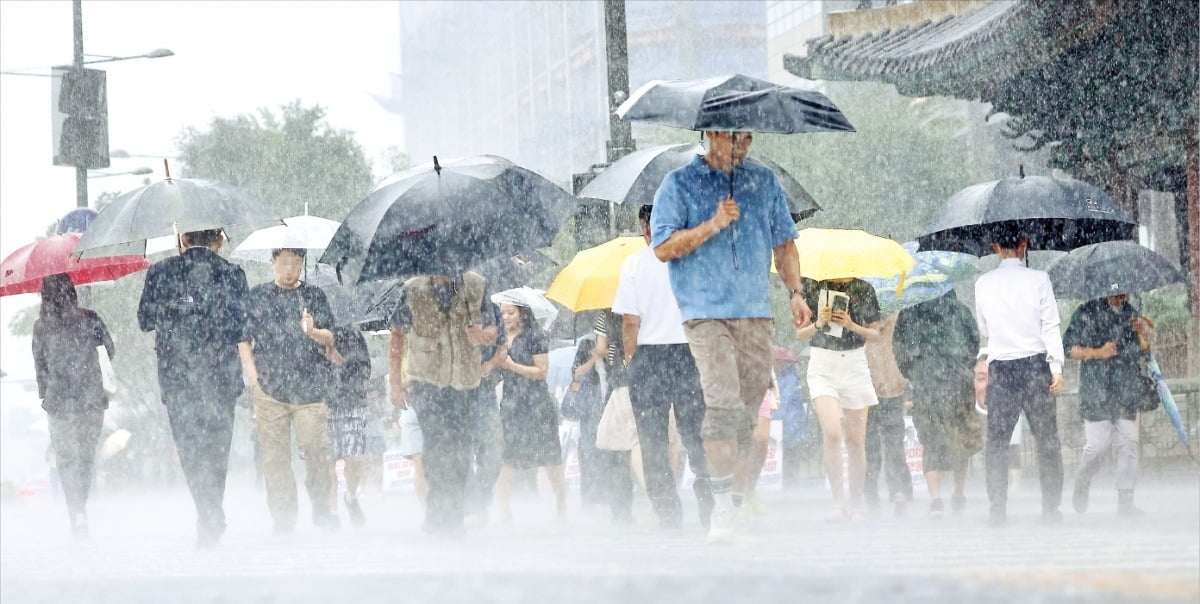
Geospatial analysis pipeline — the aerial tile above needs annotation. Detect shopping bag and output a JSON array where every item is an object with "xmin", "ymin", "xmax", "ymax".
[{"xmin": 595, "ymin": 386, "xmax": 638, "ymax": 451}]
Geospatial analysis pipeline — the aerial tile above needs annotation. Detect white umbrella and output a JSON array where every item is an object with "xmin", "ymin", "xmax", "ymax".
[
  {"xmin": 231, "ymin": 215, "xmax": 341, "ymax": 263},
  {"xmin": 491, "ymin": 286, "xmax": 559, "ymax": 331}
]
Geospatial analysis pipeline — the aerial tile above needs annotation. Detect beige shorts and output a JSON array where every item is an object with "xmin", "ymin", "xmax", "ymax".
[
  {"xmin": 683, "ymin": 318, "xmax": 773, "ymax": 443},
  {"xmin": 806, "ymin": 347, "xmax": 879, "ymax": 410}
]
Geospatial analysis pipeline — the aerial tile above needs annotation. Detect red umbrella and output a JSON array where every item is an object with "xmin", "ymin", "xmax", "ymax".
[{"xmin": 0, "ymin": 232, "xmax": 151, "ymax": 297}]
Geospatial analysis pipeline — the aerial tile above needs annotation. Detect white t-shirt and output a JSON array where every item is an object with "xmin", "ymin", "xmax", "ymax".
[{"xmin": 611, "ymin": 246, "xmax": 688, "ymax": 345}]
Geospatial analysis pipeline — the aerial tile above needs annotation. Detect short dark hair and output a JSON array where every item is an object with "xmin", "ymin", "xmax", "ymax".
[
  {"xmin": 638, "ymin": 204, "xmax": 653, "ymax": 225},
  {"xmin": 271, "ymin": 248, "xmax": 308, "ymax": 260},
  {"xmin": 39, "ymin": 273, "xmax": 79, "ymax": 322},
  {"xmin": 990, "ymin": 223, "xmax": 1026, "ymax": 250},
  {"xmin": 183, "ymin": 229, "xmax": 223, "ymax": 248}
]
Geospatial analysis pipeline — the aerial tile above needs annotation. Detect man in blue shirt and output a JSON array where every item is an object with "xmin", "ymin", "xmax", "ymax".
[{"xmin": 651, "ymin": 131, "xmax": 812, "ymax": 543}]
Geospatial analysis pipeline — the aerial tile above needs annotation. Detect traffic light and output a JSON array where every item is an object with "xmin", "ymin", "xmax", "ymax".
[{"xmin": 51, "ymin": 66, "xmax": 109, "ymax": 169}]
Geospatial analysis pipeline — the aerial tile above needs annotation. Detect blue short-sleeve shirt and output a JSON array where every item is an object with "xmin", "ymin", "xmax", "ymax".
[{"xmin": 650, "ymin": 156, "xmax": 797, "ymax": 321}]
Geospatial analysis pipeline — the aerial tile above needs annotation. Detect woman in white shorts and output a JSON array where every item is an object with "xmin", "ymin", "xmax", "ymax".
[{"xmin": 797, "ymin": 278, "xmax": 883, "ymax": 521}]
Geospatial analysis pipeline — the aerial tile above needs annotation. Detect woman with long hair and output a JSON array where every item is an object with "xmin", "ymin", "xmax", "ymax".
[
  {"xmin": 32, "ymin": 273, "xmax": 115, "ymax": 538},
  {"xmin": 494, "ymin": 303, "xmax": 566, "ymax": 522}
]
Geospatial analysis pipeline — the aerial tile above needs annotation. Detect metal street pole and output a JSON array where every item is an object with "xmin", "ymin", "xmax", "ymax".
[
  {"xmin": 603, "ymin": 0, "xmax": 634, "ymax": 164},
  {"xmin": 73, "ymin": 0, "xmax": 88, "ymax": 208}
]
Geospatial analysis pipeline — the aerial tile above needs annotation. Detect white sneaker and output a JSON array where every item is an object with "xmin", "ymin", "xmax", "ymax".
[{"xmin": 705, "ymin": 504, "xmax": 735, "ymax": 545}]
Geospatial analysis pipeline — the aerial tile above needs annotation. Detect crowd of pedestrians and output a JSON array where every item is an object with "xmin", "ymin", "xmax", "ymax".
[{"xmin": 30, "ymin": 130, "xmax": 1159, "ymax": 548}]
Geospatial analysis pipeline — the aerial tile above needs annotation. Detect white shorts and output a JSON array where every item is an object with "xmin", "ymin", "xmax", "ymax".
[
  {"xmin": 806, "ymin": 347, "xmax": 879, "ymax": 410},
  {"xmin": 398, "ymin": 408, "xmax": 423, "ymax": 457}
]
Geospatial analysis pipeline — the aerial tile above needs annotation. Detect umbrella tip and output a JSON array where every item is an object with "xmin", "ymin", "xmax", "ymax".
[
  {"xmin": 1018, "ymin": 164, "xmax": 1025, "ymax": 179},
  {"xmin": 433, "ymin": 156, "xmax": 441, "ymax": 175},
  {"xmin": 164, "ymin": 158, "xmax": 173, "ymax": 182}
]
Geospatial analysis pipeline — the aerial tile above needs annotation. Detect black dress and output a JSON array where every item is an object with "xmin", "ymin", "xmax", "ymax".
[{"xmin": 499, "ymin": 328, "xmax": 562, "ymax": 469}]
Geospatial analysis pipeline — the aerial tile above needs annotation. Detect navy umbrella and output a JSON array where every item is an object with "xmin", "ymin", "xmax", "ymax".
[
  {"xmin": 1045, "ymin": 240, "xmax": 1186, "ymax": 300},
  {"xmin": 616, "ymin": 74, "xmax": 855, "ymax": 134},
  {"xmin": 319, "ymin": 155, "xmax": 577, "ymax": 285},
  {"xmin": 917, "ymin": 175, "xmax": 1138, "ymax": 256},
  {"xmin": 578, "ymin": 143, "xmax": 821, "ymax": 222}
]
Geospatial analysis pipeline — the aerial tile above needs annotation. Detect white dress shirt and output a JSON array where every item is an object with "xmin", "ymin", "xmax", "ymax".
[
  {"xmin": 611, "ymin": 246, "xmax": 688, "ymax": 345},
  {"xmin": 974, "ymin": 257, "xmax": 1065, "ymax": 374}
]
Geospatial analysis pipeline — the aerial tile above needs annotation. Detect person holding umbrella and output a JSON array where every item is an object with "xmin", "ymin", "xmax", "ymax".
[
  {"xmin": 32, "ymin": 274, "xmax": 115, "ymax": 539},
  {"xmin": 650, "ymin": 130, "xmax": 811, "ymax": 543},
  {"xmin": 137, "ymin": 229, "xmax": 250, "ymax": 547},
  {"xmin": 973, "ymin": 226, "xmax": 1066, "ymax": 526},
  {"xmin": 388, "ymin": 270, "xmax": 498, "ymax": 535},
  {"xmin": 1063, "ymin": 293, "xmax": 1155, "ymax": 516}
]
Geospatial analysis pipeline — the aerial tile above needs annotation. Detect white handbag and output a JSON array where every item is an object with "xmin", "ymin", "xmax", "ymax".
[{"xmin": 595, "ymin": 386, "xmax": 638, "ymax": 451}]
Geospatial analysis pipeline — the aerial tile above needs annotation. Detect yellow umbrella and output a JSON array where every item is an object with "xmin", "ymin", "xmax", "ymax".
[
  {"xmin": 775, "ymin": 228, "xmax": 916, "ymax": 293},
  {"xmin": 546, "ymin": 236, "xmax": 647, "ymax": 311}
]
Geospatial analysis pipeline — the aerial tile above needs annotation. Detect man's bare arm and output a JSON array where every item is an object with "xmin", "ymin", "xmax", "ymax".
[
  {"xmin": 653, "ymin": 198, "xmax": 740, "ymax": 261},
  {"xmin": 621, "ymin": 314, "xmax": 641, "ymax": 364}
]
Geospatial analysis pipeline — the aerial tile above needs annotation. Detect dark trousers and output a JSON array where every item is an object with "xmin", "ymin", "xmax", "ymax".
[
  {"xmin": 410, "ymin": 381, "xmax": 476, "ymax": 532},
  {"xmin": 864, "ymin": 395, "xmax": 912, "ymax": 504},
  {"xmin": 579, "ymin": 396, "xmax": 633, "ymax": 518},
  {"xmin": 467, "ymin": 377, "xmax": 503, "ymax": 515},
  {"xmin": 166, "ymin": 397, "xmax": 236, "ymax": 536},
  {"xmin": 628, "ymin": 344, "xmax": 712, "ymax": 526},
  {"xmin": 984, "ymin": 355, "xmax": 1063, "ymax": 512},
  {"xmin": 47, "ymin": 409, "xmax": 104, "ymax": 520}
]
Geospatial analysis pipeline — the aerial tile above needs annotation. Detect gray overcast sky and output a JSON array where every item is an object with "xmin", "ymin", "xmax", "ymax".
[{"xmin": 0, "ymin": 0, "xmax": 404, "ymax": 378}]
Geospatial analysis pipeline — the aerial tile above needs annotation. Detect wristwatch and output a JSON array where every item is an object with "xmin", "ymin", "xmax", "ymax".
[{"xmin": 789, "ymin": 288, "xmax": 804, "ymax": 299}]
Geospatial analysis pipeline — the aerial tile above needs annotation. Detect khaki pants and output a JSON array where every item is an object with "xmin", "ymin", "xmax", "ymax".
[
  {"xmin": 253, "ymin": 385, "xmax": 332, "ymax": 529},
  {"xmin": 683, "ymin": 318, "xmax": 773, "ymax": 445}
]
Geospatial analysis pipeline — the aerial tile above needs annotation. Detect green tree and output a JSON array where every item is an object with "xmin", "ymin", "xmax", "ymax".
[{"xmin": 176, "ymin": 100, "xmax": 375, "ymax": 220}]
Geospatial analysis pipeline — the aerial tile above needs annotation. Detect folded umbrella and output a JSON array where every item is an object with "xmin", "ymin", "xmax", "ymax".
[
  {"xmin": 546, "ymin": 236, "xmax": 647, "ymax": 312},
  {"xmin": 917, "ymin": 174, "xmax": 1138, "ymax": 256},
  {"xmin": 617, "ymin": 74, "xmax": 855, "ymax": 134},
  {"xmin": 578, "ymin": 143, "xmax": 820, "ymax": 222},
  {"xmin": 1045, "ymin": 240, "xmax": 1185, "ymax": 300},
  {"xmin": 75, "ymin": 175, "xmax": 280, "ymax": 259},
  {"xmin": 1146, "ymin": 356, "xmax": 1194, "ymax": 459},
  {"xmin": 319, "ymin": 155, "xmax": 576, "ymax": 284},
  {"xmin": 0, "ymin": 233, "xmax": 150, "ymax": 297}
]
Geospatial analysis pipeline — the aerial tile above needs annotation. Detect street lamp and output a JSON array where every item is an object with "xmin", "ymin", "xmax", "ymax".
[{"xmin": 87, "ymin": 166, "xmax": 153, "ymax": 178}]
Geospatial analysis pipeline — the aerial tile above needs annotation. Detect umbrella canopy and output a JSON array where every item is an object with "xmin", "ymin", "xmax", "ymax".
[
  {"xmin": 779, "ymin": 229, "xmax": 915, "ymax": 287},
  {"xmin": 616, "ymin": 74, "xmax": 855, "ymax": 134},
  {"xmin": 491, "ymin": 286, "xmax": 559, "ymax": 330},
  {"xmin": 866, "ymin": 244, "xmax": 979, "ymax": 314},
  {"xmin": 916, "ymin": 175, "xmax": 1138, "ymax": 256},
  {"xmin": 546, "ymin": 236, "xmax": 647, "ymax": 312},
  {"xmin": 231, "ymin": 215, "xmax": 341, "ymax": 263},
  {"xmin": 75, "ymin": 177, "xmax": 280, "ymax": 259},
  {"xmin": 306, "ymin": 268, "xmax": 401, "ymax": 328},
  {"xmin": 578, "ymin": 143, "xmax": 821, "ymax": 222},
  {"xmin": 319, "ymin": 155, "xmax": 577, "ymax": 284},
  {"xmin": 473, "ymin": 250, "xmax": 558, "ymax": 292},
  {"xmin": 1045, "ymin": 240, "xmax": 1186, "ymax": 300},
  {"xmin": 0, "ymin": 233, "xmax": 150, "ymax": 297}
]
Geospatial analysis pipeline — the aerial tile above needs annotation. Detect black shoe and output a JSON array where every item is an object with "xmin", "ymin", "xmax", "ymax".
[
  {"xmin": 987, "ymin": 506, "xmax": 1006, "ymax": 527},
  {"xmin": 929, "ymin": 499, "xmax": 945, "ymax": 517},
  {"xmin": 314, "ymin": 510, "xmax": 340, "ymax": 531},
  {"xmin": 1041, "ymin": 508, "xmax": 1063, "ymax": 525},
  {"xmin": 1072, "ymin": 481, "xmax": 1090, "ymax": 514},
  {"xmin": 1117, "ymin": 490, "xmax": 1143, "ymax": 517},
  {"xmin": 694, "ymin": 477, "xmax": 714, "ymax": 529},
  {"xmin": 950, "ymin": 495, "xmax": 966, "ymax": 515},
  {"xmin": 344, "ymin": 493, "xmax": 366, "ymax": 528}
]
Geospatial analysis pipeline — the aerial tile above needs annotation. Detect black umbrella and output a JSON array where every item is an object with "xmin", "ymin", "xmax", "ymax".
[
  {"xmin": 473, "ymin": 250, "xmax": 558, "ymax": 292},
  {"xmin": 578, "ymin": 143, "xmax": 821, "ymax": 222},
  {"xmin": 916, "ymin": 175, "xmax": 1138, "ymax": 256},
  {"xmin": 307, "ymin": 268, "xmax": 401, "ymax": 329},
  {"xmin": 319, "ymin": 155, "xmax": 577, "ymax": 284},
  {"xmin": 615, "ymin": 74, "xmax": 855, "ymax": 134},
  {"xmin": 1045, "ymin": 241, "xmax": 1186, "ymax": 300},
  {"xmin": 75, "ymin": 176, "xmax": 280, "ymax": 259}
]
